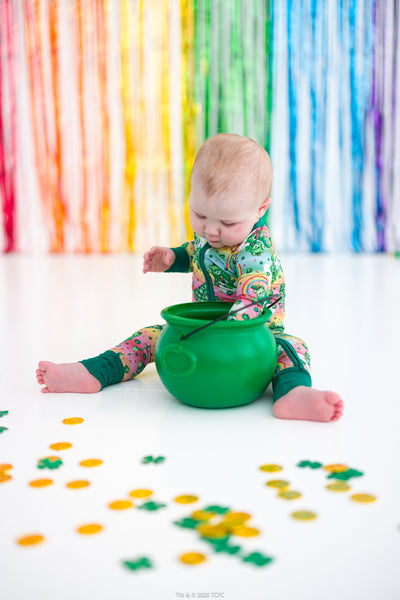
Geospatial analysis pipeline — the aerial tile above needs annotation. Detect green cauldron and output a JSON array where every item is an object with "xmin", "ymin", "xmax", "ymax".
[{"xmin": 155, "ymin": 302, "xmax": 278, "ymax": 408}]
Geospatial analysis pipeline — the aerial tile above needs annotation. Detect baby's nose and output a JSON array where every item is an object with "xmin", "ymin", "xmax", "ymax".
[{"xmin": 205, "ymin": 222, "xmax": 219, "ymax": 236}]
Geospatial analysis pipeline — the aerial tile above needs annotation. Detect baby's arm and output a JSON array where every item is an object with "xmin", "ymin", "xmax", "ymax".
[{"xmin": 143, "ymin": 246, "xmax": 176, "ymax": 273}]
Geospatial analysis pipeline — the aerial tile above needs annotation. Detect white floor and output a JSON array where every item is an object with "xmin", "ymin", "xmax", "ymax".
[{"xmin": 0, "ymin": 252, "xmax": 399, "ymax": 600}]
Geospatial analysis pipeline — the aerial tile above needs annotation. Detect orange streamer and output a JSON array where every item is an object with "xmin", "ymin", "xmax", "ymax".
[
  {"xmin": 95, "ymin": 0, "xmax": 111, "ymax": 252},
  {"xmin": 48, "ymin": 0, "xmax": 66, "ymax": 251}
]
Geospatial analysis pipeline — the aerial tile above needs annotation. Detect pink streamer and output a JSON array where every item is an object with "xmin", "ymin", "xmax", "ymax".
[{"xmin": 0, "ymin": 0, "xmax": 18, "ymax": 252}]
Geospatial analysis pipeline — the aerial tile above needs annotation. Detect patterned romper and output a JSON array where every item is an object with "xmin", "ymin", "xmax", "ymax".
[{"xmin": 81, "ymin": 219, "xmax": 312, "ymax": 402}]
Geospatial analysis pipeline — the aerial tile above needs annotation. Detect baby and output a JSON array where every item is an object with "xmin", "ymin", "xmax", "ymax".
[{"xmin": 37, "ymin": 133, "xmax": 343, "ymax": 422}]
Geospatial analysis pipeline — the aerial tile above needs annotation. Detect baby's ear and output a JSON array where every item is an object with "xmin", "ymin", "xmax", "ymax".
[{"xmin": 258, "ymin": 197, "xmax": 272, "ymax": 218}]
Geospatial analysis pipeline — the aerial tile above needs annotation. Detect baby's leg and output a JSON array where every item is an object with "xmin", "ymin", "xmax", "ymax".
[
  {"xmin": 36, "ymin": 325, "xmax": 163, "ymax": 393},
  {"xmin": 271, "ymin": 334, "xmax": 343, "ymax": 422}
]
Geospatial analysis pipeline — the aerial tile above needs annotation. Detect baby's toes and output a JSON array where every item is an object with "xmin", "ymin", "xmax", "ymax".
[{"xmin": 331, "ymin": 399, "xmax": 344, "ymax": 421}]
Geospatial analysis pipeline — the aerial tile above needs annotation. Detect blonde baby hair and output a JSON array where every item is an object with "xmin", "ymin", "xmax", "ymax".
[{"xmin": 191, "ymin": 133, "xmax": 272, "ymax": 204}]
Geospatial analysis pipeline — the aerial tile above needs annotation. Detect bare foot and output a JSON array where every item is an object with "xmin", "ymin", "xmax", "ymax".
[
  {"xmin": 273, "ymin": 386, "xmax": 344, "ymax": 422},
  {"xmin": 36, "ymin": 361, "xmax": 101, "ymax": 394}
]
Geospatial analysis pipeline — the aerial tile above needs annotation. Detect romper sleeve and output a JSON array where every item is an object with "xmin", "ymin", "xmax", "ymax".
[
  {"xmin": 228, "ymin": 238, "xmax": 275, "ymax": 320},
  {"xmin": 165, "ymin": 240, "xmax": 195, "ymax": 273}
]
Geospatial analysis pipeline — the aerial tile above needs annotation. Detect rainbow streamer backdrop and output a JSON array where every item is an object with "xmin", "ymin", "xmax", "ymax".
[{"xmin": 0, "ymin": 0, "xmax": 399, "ymax": 253}]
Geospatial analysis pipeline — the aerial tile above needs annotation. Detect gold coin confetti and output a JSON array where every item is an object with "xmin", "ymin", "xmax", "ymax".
[
  {"xmin": 174, "ymin": 494, "xmax": 199, "ymax": 504},
  {"xmin": 0, "ymin": 472, "xmax": 12, "ymax": 483},
  {"xmin": 259, "ymin": 464, "xmax": 283, "ymax": 472},
  {"xmin": 327, "ymin": 481, "xmax": 350, "ymax": 492},
  {"xmin": 231, "ymin": 525, "xmax": 260, "ymax": 537},
  {"xmin": 197, "ymin": 524, "xmax": 228, "ymax": 539},
  {"xmin": 350, "ymin": 493, "xmax": 376, "ymax": 503},
  {"xmin": 278, "ymin": 490, "xmax": 302, "ymax": 500},
  {"xmin": 324, "ymin": 464, "xmax": 348, "ymax": 473},
  {"xmin": 291, "ymin": 511, "xmax": 317, "ymax": 521},
  {"xmin": 29, "ymin": 478, "xmax": 53, "ymax": 488},
  {"xmin": 63, "ymin": 417, "xmax": 84, "ymax": 425},
  {"xmin": 66, "ymin": 480, "xmax": 90, "ymax": 489},
  {"xmin": 49, "ymin": 442, "xmax": 72, "ymax": 451},
  {"xmin": 0, "ymin": 463, "xmax": 12, "ymax": 471},
  {"xmin": 128, "ymin": 489, "xmax": 153, "ymax": 498},
  {"xmin": 108, "ymin": 500, "xmax": 133, "ymax": 510},
  {"xmin": 17, "ymin": 534, "xmax": 45, "ymax": 546},
  {"xmin": 266, "ymin": 479, "xmax": 290, "ymax": 490},
  {"xmin": 77, "ymin": 523, "xmax": 103, "ymax": 535},
  {"xmin": 191, "ymin": 510, "xmax": 215, "ymax": 521},
  {"xmin": 219, "ymin": 512, "xmax": 251, "ymax": 530},
  {"xmin": 79, "ymin": 459, "xmax": 103, "ymax": 468},
  {"xmin": 179, "ymin": 552, "xmax": 206, "ymax": 565}
]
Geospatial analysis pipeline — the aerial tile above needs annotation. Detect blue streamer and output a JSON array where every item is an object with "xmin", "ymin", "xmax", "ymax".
[{"xmin": 287, "ymin": 0, "xmax": 300, "ymax": 237}]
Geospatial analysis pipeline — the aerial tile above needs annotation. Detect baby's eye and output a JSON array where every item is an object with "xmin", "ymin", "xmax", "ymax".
[
  {"xmin": 221, "ymin": 222, "xmax": 236, "ymax": 227},
  {"xmin": 195, "ymin": 213, "xmax": 206, "ymax": 219}
]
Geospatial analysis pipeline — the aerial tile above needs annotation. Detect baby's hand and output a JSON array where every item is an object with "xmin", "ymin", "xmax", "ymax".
[{"xmin": 143, "ymin": 246, "xmax": 175, "ymax": 273}]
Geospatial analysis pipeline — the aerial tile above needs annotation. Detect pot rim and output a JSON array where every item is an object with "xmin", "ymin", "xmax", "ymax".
[{"xmin": 160, "ymin": 301, "xmax": 272, "ymax": 329}]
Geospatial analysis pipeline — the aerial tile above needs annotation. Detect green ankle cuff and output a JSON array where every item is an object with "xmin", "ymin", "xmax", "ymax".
[
  {"xmin": 272, "ymin": 367, "xmax": 312, "ymax": 403},
  {"xmin": 80, "ymin": 350, "xmax": 125, "ymax": 389}
]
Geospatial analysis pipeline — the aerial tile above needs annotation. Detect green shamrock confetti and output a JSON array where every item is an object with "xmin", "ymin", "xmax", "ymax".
[
  {"xmin": 37, "ymin": 457, "xmax": 63, "ymax": 470},
  {"xmin": 141, "ymin": 455, "xmax": 165, "ymax": 464},
  {"xmin": 297, "ymin": 460, "xmax": 323, "ymax": 469},
  {"xmin": 207, "ymin": 538, "xmax": 241, "ymax": 555},
  {"xmin": 137, "ymin": 501, "xmax": 166, "ymax": 511},
  {"xmin": 173, "ymin": 517, "xmax": 202, "ymax": 529},
  {"xmin": 0, "ymin": 411, "xmax": 9, "ymax": 418},
  {"xmin": 242, "ymin": 552, "xmax": 274, "ymax": 567},
  {"xmin": 0, "ymin": 427, "xmax": 8, "ymax": 434},
  {"xmin": 202, "ymin": 505, "xmax": 230, "ymax": 514},
  {"xmin": 327, "ymin": 468, "xmax": 363, "ymax": 481},
  {"xmin": 122, "ymin": 557, "xmax": 153, "ymax": 571}
]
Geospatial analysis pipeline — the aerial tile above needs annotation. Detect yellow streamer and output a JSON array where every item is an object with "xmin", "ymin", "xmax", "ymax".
[
  {"xmin": 181, "ymin": 0, "xmax": 195, "ymax": 239},
  {"xmin": 120, "ymin": 0, "xmax": 136, "ymax": 251}
]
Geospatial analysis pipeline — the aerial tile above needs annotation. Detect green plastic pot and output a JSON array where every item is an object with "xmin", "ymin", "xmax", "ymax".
[{"xmin": 155, "ymin": 302, "xmax": 278, "ymax": 409}]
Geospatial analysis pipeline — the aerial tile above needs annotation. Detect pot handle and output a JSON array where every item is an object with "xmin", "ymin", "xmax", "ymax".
[{"xmin": 158, "ymin": 344, "xmax": 197, "ymax": 377}]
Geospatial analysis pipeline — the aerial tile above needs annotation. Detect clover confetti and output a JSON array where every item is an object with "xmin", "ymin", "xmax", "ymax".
[
  {"xmin": 174, "ymin": 517, "xmax": 202, "ymax": 530},
  {"xmin": 202, "ymin": 505, "xmax": 230, "ymax": 514},
  {"xmin": 206, "ymin": 538, "xmax": 241, "ymax": 555},
  {"xmin": 327, "ymin": 468, "xmax": 364, "ymax": 481},
  {"xmin": 137, "ymin": 501, "xmax": 167, "ymax": 512},
  {"xmin": 297, "ymin": 460, "xmax": 323, "ymax": 469},
  {"xmin": 122, "ymin": 557, "xmax": 154, "ymax": 571},
  {"xmin": 242, "ymin": 552, "xmax": 273, "ymax": 567},
  {"xmin": 37, "ymin": 457, "xmax": 63, "ymax": 470},
  {"xmin": 0, "ymin": 427, "xmax": 8, "ymax": 434},
  {"xmin": 141, "ymin": 456, "xmax": 165, "ymax": 464},
  {"xmin": 0, "ymin": 410, "xmax": 9, "ymax": 417}
]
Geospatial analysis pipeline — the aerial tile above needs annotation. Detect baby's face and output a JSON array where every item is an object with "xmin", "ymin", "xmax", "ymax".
[{"xmin": 189, "ymin": 183, "xmax": 271, "ymax": 248}]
